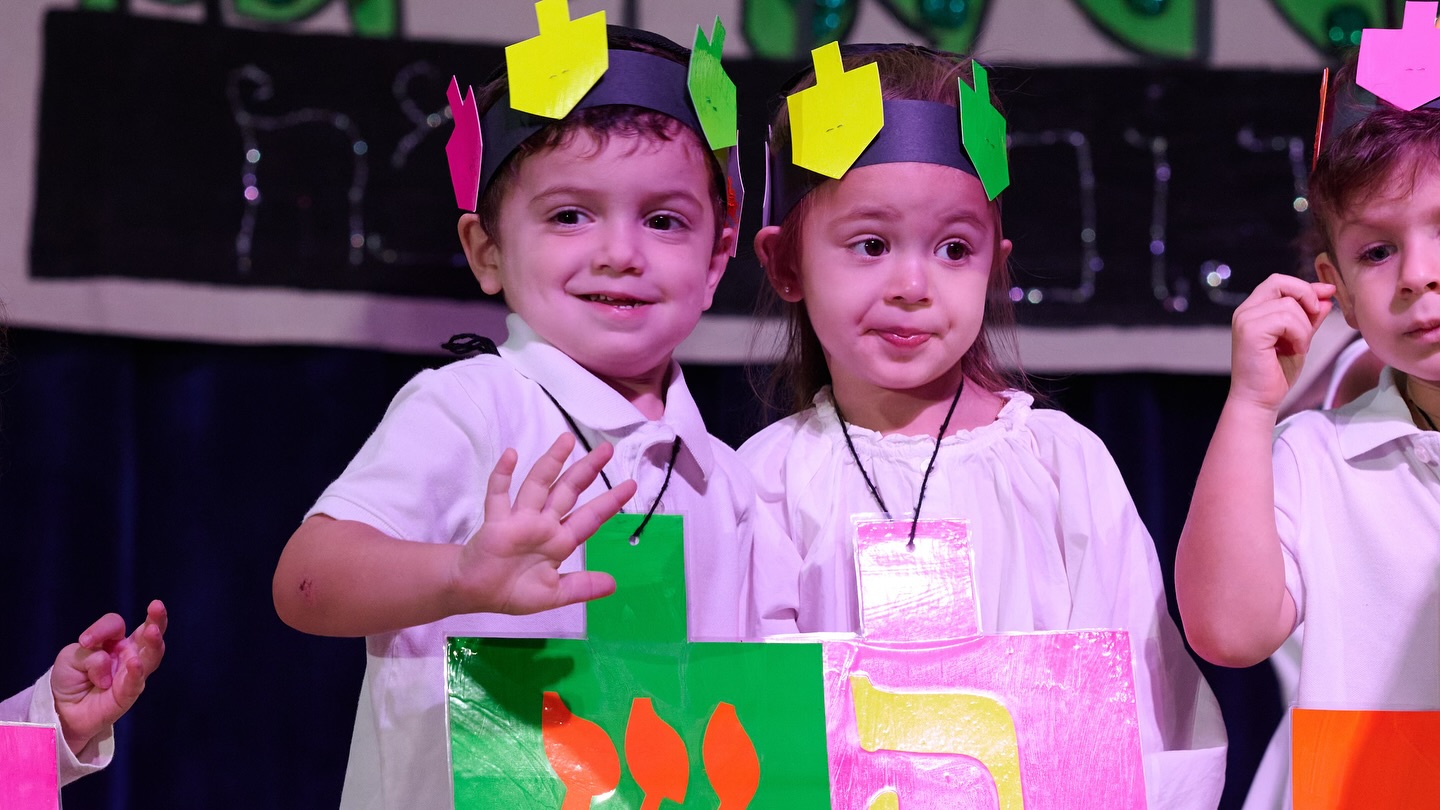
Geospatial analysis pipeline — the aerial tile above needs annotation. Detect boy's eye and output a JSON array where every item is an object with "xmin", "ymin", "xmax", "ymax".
[
  {"xmin": 1357, "ymin": 244, "xmax": 1395, "ymax": 264},
  {"xmin": 647, "ymin": 214, "xmax": 680, "ymax": 231},
  {"xmin": 552, "ymin": 209, "xmax": 586, "ymax": 226},
  {"xmin": 938, "ymin": 241, "xmax": 971, "ymax": 261},
  {"xmin": 850, "ymin": 238, "xmax": 887, "ymax": 257}
]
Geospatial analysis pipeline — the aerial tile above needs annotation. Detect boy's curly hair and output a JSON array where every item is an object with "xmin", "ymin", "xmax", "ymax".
[
  {"xmin": 473, "ymin": 28, "xmax": 728, "ymax": 248},
  {"xmin": 1307, "ymin": 59, "xmax": 1440, "ymax": 261}
]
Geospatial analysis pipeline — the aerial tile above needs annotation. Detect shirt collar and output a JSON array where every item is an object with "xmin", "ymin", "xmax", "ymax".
[
  {"xmin": 497, "ymin": 314, "xmax": 716, "ymax": 479},
  {"xmin": 1336, "ymin": 368, "xmax": 1428, "ymax": 460}
]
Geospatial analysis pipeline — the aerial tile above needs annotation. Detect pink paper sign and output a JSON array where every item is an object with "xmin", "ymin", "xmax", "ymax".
[
  {"xmin": 823, "ymin": 634, "xmax": 1145, "ymax": 809},
  {"xmin": 0, "ymin": 723, "xmax": 60, "ymax": 810},
  {"xmin": 1358, "ymin": 2, "xmax": 1440, "ymax": 110},
  {"xmin": 832, "ymin": 518, "xmax": 1147, "ymax": 809},
  {"xmin": 855, "ymin": 519, "xmax": 980, "ymax": 640}
]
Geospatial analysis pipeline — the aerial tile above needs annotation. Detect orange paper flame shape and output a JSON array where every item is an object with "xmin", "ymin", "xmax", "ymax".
[
  {"xmin": 542, "ymin": 691, "xmax": 620, "ymax": 810},
  {"xmin": 625, "ymin": 697, "xmax": 689, "ymax": 809},
  {"xmin": 702, "ymin": 702, "xmax": 760, "ymax": 809}
]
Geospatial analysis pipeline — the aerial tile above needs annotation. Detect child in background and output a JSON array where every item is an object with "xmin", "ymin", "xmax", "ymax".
[
  {"xmin": 740, "ymin": 43, "xmax": 1226, "ymax": 807},
  {"xmin": 272, "ymin": 19, "xmax": 793, "ymax": 810},
  {"xmin": 1, "ymin": 599, "xmax": 167, "ymax": 785},
  {"xmin": 1177, "ymin": 42, "xmax": 1440, "ymax": 724}
]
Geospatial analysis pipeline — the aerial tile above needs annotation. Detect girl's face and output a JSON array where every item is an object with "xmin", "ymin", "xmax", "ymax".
[{"xmin": 759, "ymin": 162, "xmax": 1010, "ymax": 405}]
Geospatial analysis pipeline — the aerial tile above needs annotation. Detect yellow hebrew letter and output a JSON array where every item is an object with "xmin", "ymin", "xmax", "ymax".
[{"xmin": 850, "ymin": 675, "xmax": 1024, "ymax": 810}]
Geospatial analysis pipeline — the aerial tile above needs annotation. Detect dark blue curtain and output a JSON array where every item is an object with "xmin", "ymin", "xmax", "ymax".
[{"xmin": 0, "ymin": 328, "xmax": 1277, "ymax": 809}]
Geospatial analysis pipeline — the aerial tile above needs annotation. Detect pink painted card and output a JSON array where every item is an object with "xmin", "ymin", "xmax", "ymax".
[{"xmin": 0, "ymin": 722, "xmax": 60, "ymax": 810}]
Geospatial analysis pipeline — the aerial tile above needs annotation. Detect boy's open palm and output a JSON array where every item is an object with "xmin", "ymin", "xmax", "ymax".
[
  {"xmin": 1229, "ymin": 274, "xmax": 1335, "ymax": 412},
  {"xmin": 51, "ymin": 599, "xmax": 168, "ymax": 756},
  {"xmin": 455, "ymin": 434, "xmax": 637, "ymax": 616}
]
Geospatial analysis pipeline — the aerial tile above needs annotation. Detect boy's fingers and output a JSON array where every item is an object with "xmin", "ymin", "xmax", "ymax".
[
  {"xmin": 143, "ymin": 600, "xmax": 169, "ymax": 638},
  {"xmin": 560, "ymin": 479, "xmax": 637, "ymax": 549},
  {"xmin": 551, "ymin": 571, "xmax": 617, "ymax": 608},
  {"xmin": 543, "ymin": 442, "xmax": 616, "ymax": 517},
  {"xmin": 77, "ymin": 613, "xmax": 127, "ymax": 650},
  {"xmin": 483, "ymin": 448, "xmax": 521, "ymax": 519},
  {"xmin": 78, "ymin": 648, "xmax": 115, "ymax": 691},
  {"xmin": 514, "ymin": 434, "xmax": 576, "ymax": 510}
]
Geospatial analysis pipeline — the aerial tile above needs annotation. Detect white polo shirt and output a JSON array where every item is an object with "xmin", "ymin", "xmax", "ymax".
[
  {"xmin": 1276, "ymin": 369, "xmax": 1440, "ymax": 710},
  {"xmin": 309, "ymin": 314, "xmax": 787, "ymax": 810}
]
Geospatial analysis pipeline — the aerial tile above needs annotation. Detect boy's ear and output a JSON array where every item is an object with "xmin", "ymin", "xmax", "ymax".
[
  {"xmin": 754, "ymin": 225, "xmax": 803, "ymax": 303},
  {"xmin": 457, "ymin": 214, "xmax": 504, "ymax": 295},
  {"xmin": 1314, "ymin": 252, "xmax": 1356, "ymax": 328},
  {"xmin": 699, "ymin": 225, "xmax": 736, "ymax": 311}
]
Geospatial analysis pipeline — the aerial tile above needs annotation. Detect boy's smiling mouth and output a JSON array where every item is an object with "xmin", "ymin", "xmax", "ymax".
[{"xmin": 579, "ymin": 293, "xmax": 650, "ymax": 309}]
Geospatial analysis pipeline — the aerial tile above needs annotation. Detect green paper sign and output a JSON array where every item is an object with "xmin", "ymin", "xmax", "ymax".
[
  {"xmin": 689, "ymin": 18, "xmax": 738, "ymax": 152},
  {"xmin": 958, "ymin": 62, "xmax": 1010, "ymax": 200},
  {"xmin": 447, "ymin": 514, "xmax": 831, "ymax": 808}
]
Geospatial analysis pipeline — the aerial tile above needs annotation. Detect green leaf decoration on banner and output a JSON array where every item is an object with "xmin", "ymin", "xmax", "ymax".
[
  {"xmin": 1268, "ymin": 0, "xmax": 1391, "ymax": 55},
  {"xmin": 742, "ymin": 0, "xmax": 859, "ymax": 60},
  {"xmin": 877, "ymin": 0, "xmax": 992, "ymax": 53},
  {"xmin": 1070, "ymin": 0, "xmax": 1201, "ymax": 60},
  {"xmin": 225, "ymin": 0, "xmax": 400, "ymax": 37}
]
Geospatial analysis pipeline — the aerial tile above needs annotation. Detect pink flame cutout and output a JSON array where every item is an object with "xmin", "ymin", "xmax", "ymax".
[{"xmin": 446, "ymin": 77, "xmax": 483, "ymax": 211}]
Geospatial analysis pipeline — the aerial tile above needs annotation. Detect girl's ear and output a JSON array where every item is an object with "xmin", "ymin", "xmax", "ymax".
[
  {"xmin": 458, "ymin": 214, "xmax": 504, "ymax": 295},
  {"xmin": 755, "ymin": 225, "xmax": 804, "ymax": 302},
  {"xmin": 1314, "ymin": 252, "xmax": 1356, "ymax": 329}
]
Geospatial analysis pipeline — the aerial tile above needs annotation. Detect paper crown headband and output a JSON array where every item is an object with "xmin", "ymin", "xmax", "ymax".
[
  {"xmin": 445, "ymin": 0, "xmax": 739, "ymax": 214},
  {"xmin": 1313, "ymin": 1, "xmax": 1440, "ymax": 168},
  {"xmin": 766, "ymin": 42, "xmax": 1010, "ymax": 227}
]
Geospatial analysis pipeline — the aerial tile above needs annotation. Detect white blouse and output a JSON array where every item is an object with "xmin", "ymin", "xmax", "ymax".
[{"xmin": 739, "ymin": 387, "xmax": 1227, "ymax": 810}]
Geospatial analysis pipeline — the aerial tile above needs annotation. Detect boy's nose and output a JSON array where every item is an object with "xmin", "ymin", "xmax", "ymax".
[
  {"xmin": 593, "ymin": 223, "xmax": 644, "ymax": 274},
  {"xmin": 885, "ymin": 254, "xmax": 931, "ymax": 304},
  {"xmin": 1398, "ymin": 249, "xmax": 1440, "ymax": 296}
]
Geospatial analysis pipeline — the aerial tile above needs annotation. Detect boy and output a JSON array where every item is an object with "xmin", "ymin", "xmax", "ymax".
[
  {"xmin": 272, "ymin": 18, "xmax": 791, "ymax": 810},
  {"xmin": 1175, "ymin": 41, "xmax": 1440, "ymax": 713}
]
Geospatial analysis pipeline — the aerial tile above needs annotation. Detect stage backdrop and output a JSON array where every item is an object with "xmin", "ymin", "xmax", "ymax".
[{"xmin": 0, "ymin": 0, "xmax": 1390, "ymax": 372}]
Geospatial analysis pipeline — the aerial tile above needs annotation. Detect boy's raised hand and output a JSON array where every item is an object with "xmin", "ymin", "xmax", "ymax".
[
  {"xmin": 1228, "ymin": 274, "xmax": 1335, "ymax": 412},
  {"xmin": 453, "ymin": 434, "xmax": 637, "ymax": 616},
  {"xmin": 51, "ymin": 600, "xmax": 168, "ymax": 755}
]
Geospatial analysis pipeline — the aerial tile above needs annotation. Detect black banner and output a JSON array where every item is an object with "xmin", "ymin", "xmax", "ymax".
[{"xmin": 31, "ymin": 10, "xmax": 1319, "ymax": 328}]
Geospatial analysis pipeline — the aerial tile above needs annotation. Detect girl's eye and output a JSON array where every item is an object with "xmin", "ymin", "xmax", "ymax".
[
  {"xmin": 647, "ymin": 214, "xmax": 681, "ymax": 231},
  {"xmin": 1357, "ymin": 244, "xmax": 1395, "ymax": 264},
  {"xmin": 552, "ymin": 209, "xmax": 586, "ymax": 226},
  {"xmin": 850, "ymin": 238, "xmax": 887, "ymax": 257},
  {"xmin": 938, "ymin": 241, "xmax": 971, "ymax": 261}
]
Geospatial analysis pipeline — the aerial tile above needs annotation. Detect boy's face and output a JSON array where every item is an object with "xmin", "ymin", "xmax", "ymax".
[
  {"xmin": 1316, "ymin": 160, "xmax": 1440, "ymax": 384},
  {"xmin": 461, "ymin": 129, "xmax": 731, "ymax": 391}
]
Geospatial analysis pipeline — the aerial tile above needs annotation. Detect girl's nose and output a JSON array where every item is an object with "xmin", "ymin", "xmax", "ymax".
[{"xmin": 885, "ymin": 254, "xmax": 931, "ymax": 304}]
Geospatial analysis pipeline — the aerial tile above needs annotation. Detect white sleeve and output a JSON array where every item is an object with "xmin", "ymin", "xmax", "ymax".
[
  {"xmin": 308, "ymin": 369, "xmax": 500, "ymax": 545},
  {"xmin": 1047, "ymin": 421, "xmax": 1227, "ymax": 810},
  {"xmin": 0, "ymin": 669, "xmax": 114, "ymax": 786}
]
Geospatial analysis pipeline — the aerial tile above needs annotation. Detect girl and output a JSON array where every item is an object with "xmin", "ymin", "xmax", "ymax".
[{"xmin": 740, "ymin": 44, "xmax": 1226, "ymax": 808}]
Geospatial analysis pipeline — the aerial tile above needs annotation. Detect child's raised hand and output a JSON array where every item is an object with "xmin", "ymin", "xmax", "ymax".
[
  {"xmin": 51, "ymin": 599, "xmax": 167, "ymax": 755},
  {"xmin": 1228, "ymin": 274, "xmax": 1335, "ymax": 412},
  {"xmin": 453, "ymin": 434, "xmax": 637, "ymax": 616}
]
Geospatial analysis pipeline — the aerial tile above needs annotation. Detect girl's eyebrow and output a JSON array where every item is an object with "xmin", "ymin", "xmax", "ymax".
[{"xmin": 831, "ymin": 206, "xmax": 903, "ymax": 226}]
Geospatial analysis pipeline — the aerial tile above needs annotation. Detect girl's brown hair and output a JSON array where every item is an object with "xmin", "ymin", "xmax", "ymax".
[{"xmin": 761, "ymin": 44, "xmax": 1026, "ymax": 414}]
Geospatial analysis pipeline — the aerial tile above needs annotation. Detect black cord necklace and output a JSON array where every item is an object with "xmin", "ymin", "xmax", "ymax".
[
  {"xmin": 1400, "ymin": 374, "xmax": 1440, "ymax": 432},
  {"xmin": 539, "ymin": 387, "xmax": 680, "ymax": 543},
  {"xmin": 834, "ymin": 378, "xmax": 965, "ymax": 546}
]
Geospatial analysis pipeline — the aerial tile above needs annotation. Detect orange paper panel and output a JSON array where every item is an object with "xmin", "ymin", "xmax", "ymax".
[{"xmin": 1292, "ymin": 708, "xmax": 1440, "ymax": 808}]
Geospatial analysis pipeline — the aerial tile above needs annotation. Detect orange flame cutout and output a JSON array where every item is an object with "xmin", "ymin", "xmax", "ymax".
[
  {"xmin": 702, "ymin": 702, "xmax": 760, "ymax": 809},
  {"xmin": 542, "ymin": 691, "xmax": 620, "ymax": 810},
  {"xmin": 625, "ymin": 697, "xmax": 689, "ymax": 809}
]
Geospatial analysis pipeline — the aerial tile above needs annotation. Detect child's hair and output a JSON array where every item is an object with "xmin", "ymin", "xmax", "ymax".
[
  {"xmin": 473, "ymin": 28, "xmax": 728, "ymax": 247},
  {"xmin": 1307, "ymin": 59, "xmax": 1440, "ymax": 260},
  {"xmin": 762, "ymin": 44, "xmax": 1026, "ymax": 414}
]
